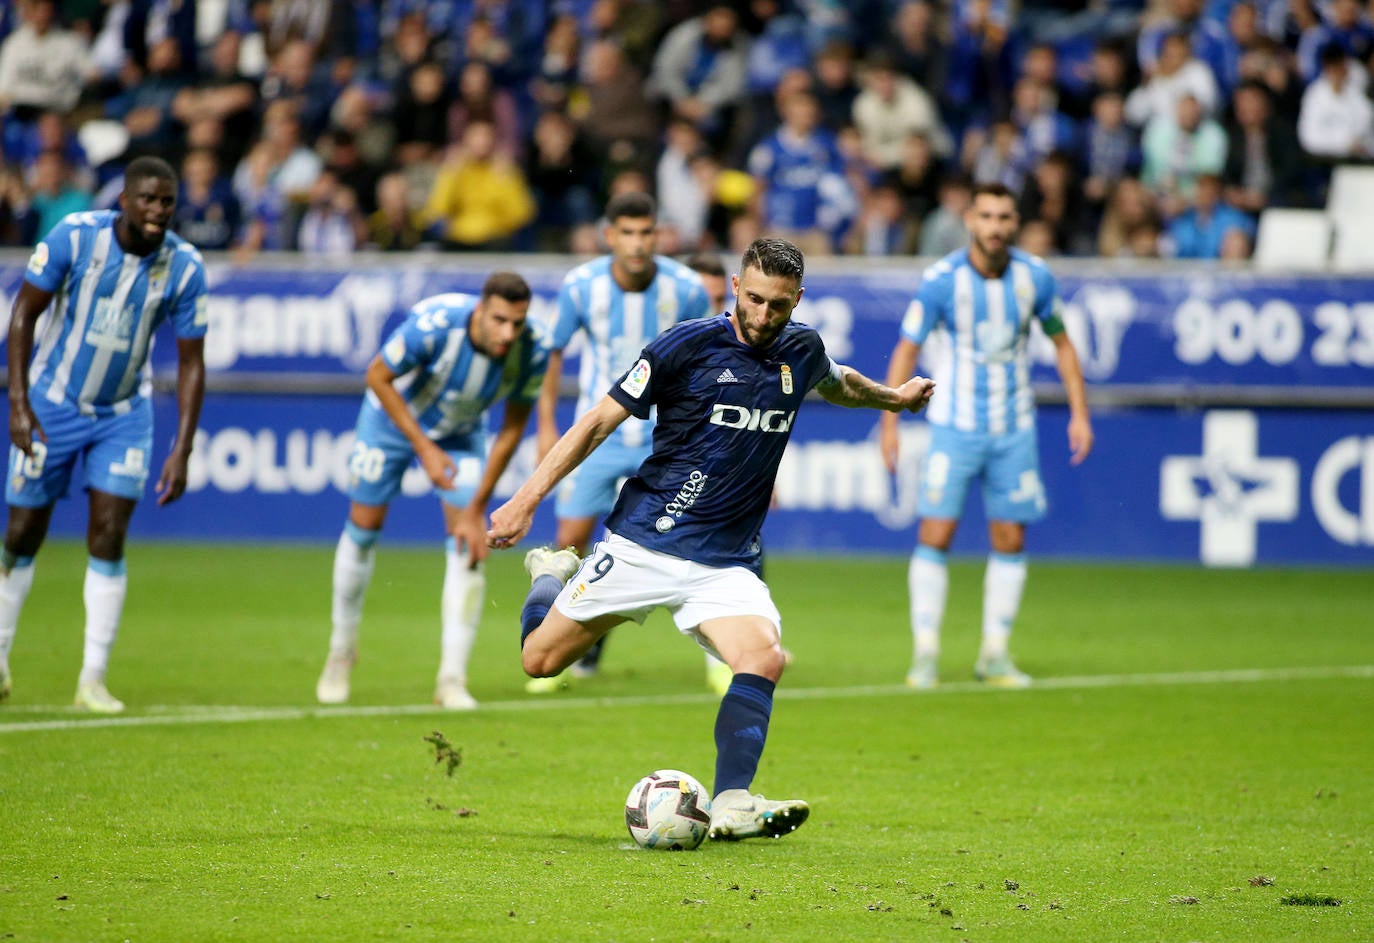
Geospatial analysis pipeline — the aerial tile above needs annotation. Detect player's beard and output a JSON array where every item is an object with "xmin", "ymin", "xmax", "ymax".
[{"xmin": 973, "ymin": 233, "xmax": 1010, "ymax": 274}]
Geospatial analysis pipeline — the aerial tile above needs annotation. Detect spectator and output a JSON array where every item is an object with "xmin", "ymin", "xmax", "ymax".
[
  {"xmin": 0, "ymin": 159, "xmax": 30, "ymax": 244},
  {"xmin": 171, "ymin": 30, "xmax": 260, "ymax": 171},
  {"xmin": 965, "ymin": 119, "xmax": 1030, "ymax": 193},
  {"xmin": 647, "ymin": 4, "xmax": 749, "ymax": 146},
  {"xmin": 531, "ymin": 14, "xmax": 580, "ymax": 113},
  {"xmin": 1239, "ymin": 38, "xmax": 1302, "ymax": 124},
  {"xmin": 392, "ymin": 60, "xmax": 450, "ymax": 166},
  {"xmin": 746, "ymin": 90, "xmax": 856, "ymax": 254},
  {"xmin": 107, "ymin": 36, "xmax": 187, "ymax": 162},
  {"xmin": 1141, "ymin": 92, "xmax": 1228, "ymax": 213},
  {"xmin": 366, "ymin": 170, "xmax": 426, "ymax": 251},
  {"xmin": 297, "ymin": 170, "xmax": 364, "ymax": 255},
  {"xmin": 881, "ymin": 1, "xmax": 948, "ymax": 102},
  {"xmin": 1019, "ymin": 151, "xmax": 1094, "ymax": 255},
  {"xmin": 1295, "ymin": 0, "xmax": 1374, "ymax": 84},
  {"xmin": 1164, "ymin": 172, "xmax": 1255, "ymax": 257},
  {"xmin": 422, "ymin": 119, "xmax": 535, "ymax": 250},
  {"xmin": 742, "ymin": 0, "xmax": 810, "ymax": 104},
  {"xmin": 1016, "ymin": 218, "xmax": 1056, "ymax": 256},
  {"xmin": 1138, "ymin": 0, "xmax": 1229, "ymax": 79},
  {"xmin": 881, "ymin": 132, "xmax": 942, "ymax": 231},
  {"xmin": 175, "ymin": 148, "xmax": 241, "ymax": 251},
  {"xmin": 27, "ymin": 148, "xmax": 91, "ymax": 242},
  {"xmin": 447, "ymin": 60, "xmax": 521, "ymax": 163},
  {"xmin": 259, "ymin": 38, "xmax": 334, "ymax": 141},
  {"xmin": 846, "ymin": 182, "xmax": 919, "ymax": 256},
  {"xmin": 0, "ymin": 0, "xmax": 88, "ymax": 119},
  {"xmin": 1083, "ymin": 91, "xmax": 1141, "ymax": 206},
  {"xmin": 328, "ymin": 84, "xmax": 394, "ymax": 170},
  {"xmin": 1297, "ymin": 42, "xmax": 1374, "ymax": 160},
  {"xmin": 576, "ymin": 39, "xmax": 660, "ymax": 175},
  {"xmin": 240, "ymin": 99, "xmax": 323, "ymax": 203},
  {"xmin": 812, "ymin": 41, "xmax": 860, "ymax": 133},
  {"xmin": 319, "ymin": 129, "xmax": 380, "ymax": 215},
  {"xmin": 584, "ymin": 0, "xmax": 662, "ymax": 73},
  {"xmin": 1010, "ymin": 75, "xmax": 1080, "ymax": 168},
  {"xmin": 944, "ymin": 0, "xmax": 1015, "ymax": 128},
  {"xmin": 656, "ymin": 118, "xmax": 710, "ymax": 251},
  {"xmin": 266, "ymin": 0, "xmax": 357, "ymax": 64},
  {"xmin": 1207, "ymin": 1, "xmax": 1267, "ymax": 97},
  {"xmin": 233, "ymin": 141, "xmax": 292, "ymax": 258},
  {"xmin": 919, "ymin": 174, "xmax": 973, "ymax": 256},
  {"xmin": 528, "ymin": 109, "xmax": 597, "ymax": 252},
  {"xmin": 1061, "ymin": 40, "xmax": 1136, "ymax": 122},
  {"xmin": 1098, "ymin": 177, "xmax": 1163, "ymax": 256},
  {"xmin": 1223, "ymin": 80, "xmax": 1305, "ymax": 212},
  {"xmin": 851, "ymin": 53, "xmax": 951, "ymax": 170},
  {"xmin": 1125, "ymin": 31, "xmax": 1220, "ymax": 127}
]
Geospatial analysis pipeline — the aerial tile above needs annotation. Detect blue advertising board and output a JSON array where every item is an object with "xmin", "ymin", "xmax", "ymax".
[
  {"xmin": 23, "ymin": 392, "xmax": 1371, "ymax": 567},
  {"xmin": 2, "ymin": 256, "xmax": 1373, "ymax": 392}
]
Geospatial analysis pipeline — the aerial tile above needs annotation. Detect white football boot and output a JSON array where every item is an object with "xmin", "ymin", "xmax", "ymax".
[
  {"xmin": 708, "ymin": 789, "xmax": 810, "ymax": 841},
  {"xmin": 316, "ymin": 649, "xmax": 356, "ymax": 704},
  {"xmin": 433, "ymin": 676, "xmax": 478, "ymax": 711},
  {"xmin": 522, "ymin": 546, "xmax": 581, "ymax": 585},
  {"xmin": 905, "ymin": 654, "xmax": 939, "ymax": 690},
  {"xmin": 974, "ymin": 655, "xmax": 1032, "ymax": 688},
  {"xmin": 74, "ymin": 679, "xmax": 125, "ymax": 714}
]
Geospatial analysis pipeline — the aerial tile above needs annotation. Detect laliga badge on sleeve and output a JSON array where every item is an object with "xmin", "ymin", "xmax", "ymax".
[
  {"xmin": 27, "ymin": 243, "xmax": 48, "ymax": 276},
  {"xmin": 621, "ymin": 358, "xmax": 651, "ymax": 398},
  {"xmin": 780, "ymin": 363, "xmax": 793, "ymax": 394}
]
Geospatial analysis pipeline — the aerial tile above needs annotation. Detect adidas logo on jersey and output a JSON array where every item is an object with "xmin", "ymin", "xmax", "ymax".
[{"xmin": 716, "ymin": 369, "xmax": 742, "ymax": 384}]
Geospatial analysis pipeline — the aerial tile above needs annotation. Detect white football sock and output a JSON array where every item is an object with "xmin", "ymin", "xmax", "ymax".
[
  {"xmin": 0, "ymin": 557, "xmax": 36, "ymax": 663},
  {"xmin": 330, "ymin": 527, "xmax": 377, "ymax": 655},
  {"xmin": 439, "ymin": 546, "xmax": 484, "ymax": 682},
  {"xmin": 910, "ymin": 547, "xmax": 948, "ymax": 659},
  {"xmin": 980, "ymin": 552, "xmax": 1028, "ymax": 660},
  {"xmin": 80, "ymin": 560, "xmax": 127, "ymax": 685}
]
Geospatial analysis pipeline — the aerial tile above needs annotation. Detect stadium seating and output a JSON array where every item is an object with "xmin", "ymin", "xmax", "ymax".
[{"xmin": 1252, "ymin": 208, "xmax": 1332, "ymax": 270}]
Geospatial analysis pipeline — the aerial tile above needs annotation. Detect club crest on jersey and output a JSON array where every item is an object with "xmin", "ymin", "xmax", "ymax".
[
  {"xmin": 27, "ymin": 243, "xmax": 48, "ymax": 276},
  {"xmin": 620, "ymin": 358, "xmax": 651, "ymax": 398},
  {"xmin": 780, "ymin": 364, "xmax": 793, "ymax": 394}
]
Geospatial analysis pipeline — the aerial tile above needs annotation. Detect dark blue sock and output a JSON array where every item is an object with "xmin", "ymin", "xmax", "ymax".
[
  {"xmin": 520, "ymin": 575, "xmax": 562, "ymax": 648},
  {"xmin": 713, "ymin": 673, "xmax": 775, "ymax": 796}
]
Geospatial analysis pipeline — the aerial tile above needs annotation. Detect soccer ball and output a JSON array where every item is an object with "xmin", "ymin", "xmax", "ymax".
[{"xmin": 624, "ymin": 769, "xmax": 712, "ymax": 850}]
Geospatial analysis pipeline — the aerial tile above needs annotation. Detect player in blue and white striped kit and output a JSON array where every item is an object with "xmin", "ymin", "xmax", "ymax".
[
  {"xmin": 880, "ymin": 182, "xmax": 1093, "ymax": 690},
  {"xmin": 489, "ymin": 238, "xmax": 935, "ymax": 841},
  {"xmin": 0, "ymin": 157, "xmax": 208, "ymax": 713},
  {"xmin": 315, "ymin": 273, "xmax": 548, "ymax": 711},
  {"xmin": 528, "ymin": 191, "xmax": 710, "ymax": 691}
]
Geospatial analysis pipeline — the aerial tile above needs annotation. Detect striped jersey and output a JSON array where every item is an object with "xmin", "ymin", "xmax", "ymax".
[
  {"xmin": 364, "ymin": 293, "xmax": 548, "ymax": 446},
  {"xmin": 900, "ymin": 248, "xmax": 1065, "ymax": 435},
  {"xmin": 22, "ymin": 210, "xmax": 208, "ymax": 418},
  {"xmin": 551, "ymin": 255, "xmax": 709, "ymax": 449},
  {"xmin": 605, "ymin": 315, "xmax": 840, "ymax": 571}
]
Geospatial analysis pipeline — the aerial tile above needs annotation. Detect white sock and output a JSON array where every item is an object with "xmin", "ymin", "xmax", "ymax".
[
  {"xmin": 330, "ymin": 527, "xmax": 377, "ymax": 655},
  {"xmin": 980, "ymin": 552, "xmax": 1028, "ymax": 661},
  {"xmin": 439, "ymin": 545, "xmax": 484, "ymax": 682},
  {"xmin": 81, "ymin": 560, "xmax": 127, "ymax": 684},
  {"xmin": 910, "ymin": 547, "xmax": 948, "ymax": 660},
  {"xmin": 0, "ymin": 557, "xmax": 37, "ymax": 663}
]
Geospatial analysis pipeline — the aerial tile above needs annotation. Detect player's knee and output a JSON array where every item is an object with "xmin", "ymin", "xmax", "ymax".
[{"xmin": 521, "ymin": 648, "xmax": 560, "ymax": 678}]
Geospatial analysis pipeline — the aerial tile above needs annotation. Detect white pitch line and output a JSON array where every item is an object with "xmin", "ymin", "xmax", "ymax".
[{"xmin": 0, "ymin": 665, "xmax": 1371, "ymax": 735}]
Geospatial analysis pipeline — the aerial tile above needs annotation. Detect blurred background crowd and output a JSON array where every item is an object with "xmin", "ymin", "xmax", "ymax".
[{"xmin": 1, "ymin": 0, "xmax": 1371, "ymax": 262}]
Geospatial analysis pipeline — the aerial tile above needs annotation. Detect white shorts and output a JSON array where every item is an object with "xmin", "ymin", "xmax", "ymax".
[{"xmin": 553, "ymin": 533, "xmax": 782, "ymax": 654}]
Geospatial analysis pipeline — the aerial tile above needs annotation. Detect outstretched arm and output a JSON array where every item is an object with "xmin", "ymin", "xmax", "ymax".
[
  {"xmin": 452, "ymin": 400, "xmax": 534, "ymax": 565},
  {"xmin": 878, "ymin": 338, "xmax": 923, "ymax": 474},
  {"xmin": 487, "ymin": 394, "xmax": 631, "ymax": 548},
  {"xmin": 817, "ymin": 363, "xmax": 935, "ymax": 414},
  {"xmin": 1051, "ymin": 331, "xmax": 1093, "ymax": 465},
  {"xmin": 534, "ymin": 348, "xmax": 565, "ymax": 463}
]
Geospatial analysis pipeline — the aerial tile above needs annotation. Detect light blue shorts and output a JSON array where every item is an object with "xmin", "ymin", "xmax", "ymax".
[
  {"xmin": 918, "ymin": 424, "xmax": 1047, "ymax": 524},
  {"xmin": 555, "ymin": 438, "xmax": 650, "ymax": 519},
  {"xmin": 346, "ymin": 409, "xmax": 485, "ymax": 508},
  {"xmin": 6, "ymin": 398, "xmax": 154, "ymax": 506}
]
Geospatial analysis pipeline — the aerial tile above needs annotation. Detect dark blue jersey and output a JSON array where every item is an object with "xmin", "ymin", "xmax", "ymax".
[{"xmin": 605, "ymin": 314, "xmax": 840, "ymax": 571}]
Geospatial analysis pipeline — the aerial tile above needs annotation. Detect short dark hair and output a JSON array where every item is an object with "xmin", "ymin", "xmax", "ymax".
[
  {"xmin": 685, "ymin": 252, "xmax": 725, "ymax": 278},
  {"xmin": 605, "ymin": 191, "xmax": 657, "ymax": 223},
  {"xmin": 125, "ymin": 155, "xmax": 177, "ymax": 188},
  {"xmin": 972, "ymin": 181, "xmax": 1015, "ymax": 202},
  {"xmin": 481, "ymin": 271, "xmax": 532, "ymax": 304},
  {"xmin": 740, "ymin": 237, "xmax": 804, "ymax": 281}
]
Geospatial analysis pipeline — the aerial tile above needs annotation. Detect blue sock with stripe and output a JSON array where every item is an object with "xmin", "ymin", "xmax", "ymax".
[
  {"xmin": 520, "ymin": 576, "xmax": 562, "ymax": 649},
  {"xmin": 713, "ymin": 673, "xmax": 775, "ymax": 796}
]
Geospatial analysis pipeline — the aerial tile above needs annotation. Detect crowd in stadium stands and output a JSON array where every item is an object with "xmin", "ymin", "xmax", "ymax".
[{"xmin": 0, "ymin": 0, "xmax": 1370, "ymax": 260}]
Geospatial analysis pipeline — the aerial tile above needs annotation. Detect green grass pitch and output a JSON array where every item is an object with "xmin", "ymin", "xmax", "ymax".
[{"xmin": 1, "ymin": 541, "xmax": 1370, "ymax": 942}]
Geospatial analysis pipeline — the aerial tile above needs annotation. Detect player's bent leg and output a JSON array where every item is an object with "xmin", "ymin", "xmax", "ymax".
[
  {"xmin": 520, "ymin": 607, "xmax": 623, "ymax": 679},
  {"xmin": 554, "ymin": 516, "xmax": 605, "ymax": 678}
]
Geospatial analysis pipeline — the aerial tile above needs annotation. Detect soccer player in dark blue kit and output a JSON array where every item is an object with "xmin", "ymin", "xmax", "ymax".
[{"xmin": 488, "ymin": 238, "xmax": 936, "ymax": 841}]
